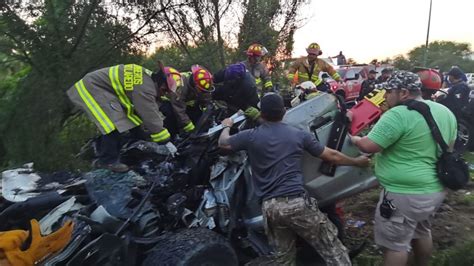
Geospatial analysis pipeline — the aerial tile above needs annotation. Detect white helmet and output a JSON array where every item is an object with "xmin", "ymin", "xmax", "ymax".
[{"xmin": 296, "ymin": 81, "xmax": 317, "ymax": 91}]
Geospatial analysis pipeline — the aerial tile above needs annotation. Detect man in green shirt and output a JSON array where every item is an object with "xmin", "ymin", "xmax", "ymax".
[{"xmin": 351, "ymin": 71, "xmax": 457, "ymax": 266}]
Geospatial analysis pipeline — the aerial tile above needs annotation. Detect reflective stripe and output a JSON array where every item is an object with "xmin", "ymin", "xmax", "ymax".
[
  {"xmin": 255, "ymin": 78, "xmax": 262, "ymax": 84},
  {"xmin": 109, "ymin": 66, "xmax": 142, "ymax": 125},
  {"xmin": 151, "ymin": 129, "xmax": 171, "ymax": 142},
  {"xmin": 312, "ymin": 76, "xmax": 322, "ymax": 86},
  {"xmin": 75, "ymin": 80, "xmax": 115, "ymax": 134},
  {"xmin": 264, "ymin": 81, "xmax": 273, "ymax": 88},
  {"xmin": 287, "ymin": 73, "xmax": 294, "ymax": 79},
  {"xmin": 161, "ymin": 96, "xmax": 170, "ymax": 102},
  {"xmin": 186, "ymin": 100, "xmax": 196, "ymax": 107},
  {"xmin": 332, "ymin": 72, "xmax": 341, "ymax": 80},
  {"xmin": 183, "ymin": 121, "xmax": 195, "ymax": 132}
]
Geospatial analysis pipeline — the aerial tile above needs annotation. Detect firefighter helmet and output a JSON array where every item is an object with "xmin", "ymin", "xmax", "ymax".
[
  {"xmin": 306, "ymin": 43, "xmax": 322, "ymax": 55},
  {"xmin": 246, "ymin": 44, "xmax": 268, "ymax": 57},
  {"xmin": 163, "ymin": 66, "xmax": 183, "ymax": 93},
  {"xmin": 413, "ymin": 67, "xmax": 442, "ymax": 90},
  {"xmin": 191, "ymin": 65, "xmax": 214, "ymax": 93},
  {"xmin": 296, "ymin": 81, "xmax": 317, "ymax": 92}
]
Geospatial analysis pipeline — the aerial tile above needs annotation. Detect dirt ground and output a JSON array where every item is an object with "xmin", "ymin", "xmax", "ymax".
[{"xmin": 343, "ymin": 159, "xmax": 474, "ymax": 265}]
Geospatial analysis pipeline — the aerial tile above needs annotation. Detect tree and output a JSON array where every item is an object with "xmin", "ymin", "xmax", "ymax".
[
  {"xmin": 0, "ymin": 0, "xmax": 168, "ymax": 170},
  {"xmin": 392, "ymin": 55, "xmax": 413, "ymax": 70},
  {"xmin": 393, "ymin": 41, "xmax": 474, "ymax": 72}
]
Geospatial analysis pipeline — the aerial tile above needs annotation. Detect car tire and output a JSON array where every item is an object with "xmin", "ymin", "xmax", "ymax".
[
  {"xmin": 457, "ymin": 118, "xmax": 474, "ymax": 151},
  {"xmin": 142, "ymin": 228, "xmax": 238, "ymax": 266}
]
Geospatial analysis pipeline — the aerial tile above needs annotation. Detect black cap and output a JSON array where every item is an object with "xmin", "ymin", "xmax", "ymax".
[
  {"xmin": 381, "ymin": 68, "xmax": 392, "ymax": 74},
  {"xmin": 447, "ymin": 67, "xmax": 464, "ymax": 79},
  {"xmin": 260, "ymin": 93, "xmax": 285, "ymax": 116},
  {"xmin": 369, "ymin": 70, "xmax": 378, "ymax": 74}
]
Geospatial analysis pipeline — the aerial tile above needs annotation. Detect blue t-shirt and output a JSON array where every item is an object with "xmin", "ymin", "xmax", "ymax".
[{"xmin": 229, "ymin": 122, "xmax": 325, "ymax": 200}]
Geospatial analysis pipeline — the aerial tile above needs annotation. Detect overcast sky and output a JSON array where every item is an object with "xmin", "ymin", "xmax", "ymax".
[{"xmin": 292, "ymin": 0, "xmax": 474, "ymax": 63}]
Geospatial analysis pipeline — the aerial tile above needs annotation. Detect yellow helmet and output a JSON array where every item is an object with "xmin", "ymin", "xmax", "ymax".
[{"xmin": 306, "ymin": 43, "xmax": 322, "ymax": 55}]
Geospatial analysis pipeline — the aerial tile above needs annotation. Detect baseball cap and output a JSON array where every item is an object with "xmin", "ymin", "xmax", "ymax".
[
  {"xmin": 260, "ymin": 93, "xmax": 285, "ymax": 116},
  {"xmin": 447, "ymin": 67, "xmax": 464, "ymax": 79},
  {"xmin": 385, "ymin": 71, "xmax": 422, "ymax": 91},
  {"xmin": 369, "ymin": 70, "xmax": 378, "ymax": 74},
  {"xmin": 381, "ymin": 68, "xmax": 392, "ymax": 74}
]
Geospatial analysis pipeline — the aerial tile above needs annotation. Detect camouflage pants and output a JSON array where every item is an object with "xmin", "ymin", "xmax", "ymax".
[{"xmin": 262, "ymin": 196, "xmax": 351, "ymax": 266}]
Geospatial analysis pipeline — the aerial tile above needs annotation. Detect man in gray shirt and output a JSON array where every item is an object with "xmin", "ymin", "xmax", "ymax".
[{"xmin": 218, "ymin": 93, "xmax": 369, "ymax": 265}]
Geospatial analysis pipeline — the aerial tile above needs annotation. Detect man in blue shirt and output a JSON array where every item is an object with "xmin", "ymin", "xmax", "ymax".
[{"xmin": 218, "ymin": 93, "xmax": 369, "ymax": 265}]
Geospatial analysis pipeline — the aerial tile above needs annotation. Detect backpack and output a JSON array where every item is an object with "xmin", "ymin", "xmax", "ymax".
[{"xmin": 402, "ymin": 100, "xmax": 469, "ymax": 190}]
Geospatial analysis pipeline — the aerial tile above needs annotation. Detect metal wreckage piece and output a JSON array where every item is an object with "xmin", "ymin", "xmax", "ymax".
[{"xmin": 0, "ymin": 93, "xmax": 377, "ymax": 265}]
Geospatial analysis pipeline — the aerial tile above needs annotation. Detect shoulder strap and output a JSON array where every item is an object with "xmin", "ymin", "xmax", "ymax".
[{"xmin": 401, "ymin": 100, "xmax": 449, "ymax": 152}]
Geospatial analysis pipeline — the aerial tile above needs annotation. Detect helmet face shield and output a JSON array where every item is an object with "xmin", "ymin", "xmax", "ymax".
[{"xmin": 163, "ymin": 67, "xmax": 182, "ymax": 93}]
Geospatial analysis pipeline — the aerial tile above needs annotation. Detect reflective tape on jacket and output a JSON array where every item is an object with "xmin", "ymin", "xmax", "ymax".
[
  {"xmin": 109, "ymin": 65, "xmax": 143, "ymax": 126},
  {"xmin": 75, "ymin": 80, "xmax": 116, "ymax": 134},
  {"xmin": 264, "ymin": 81, "xmax": 273, "ymax": 88},
  {"xmin": 183, "ymin": 121, "xmax": 195, "ymax": 132},
  {"xmin": 331, "ymin": 72, "xmax": 341, "ymax": 80},
  {"xmin": 151, "ymin": 128, "xmax": 171, "ymax": 142},
  {"xmin": 255, "ymin": 78, "xmax": 262, "ymax": 85}
]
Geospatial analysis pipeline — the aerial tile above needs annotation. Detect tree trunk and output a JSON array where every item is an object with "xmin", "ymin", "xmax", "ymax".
[{"xmin": 211, "ymin": 0, "xmax": 225, "ymax": 68}]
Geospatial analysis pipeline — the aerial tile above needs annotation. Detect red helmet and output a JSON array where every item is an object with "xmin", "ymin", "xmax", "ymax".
[
  {"xmin": 414, "ymin": 67, "xmax": 442, "ymax": 90},
  {"xmin": 163, "ymin": 66, "xmax": 183, "ymax": 93},
  {"xmin": 191, "ymin": 65, "xmax": 214, "ymax": 93},
  {"xmin": 246, "ymin": 44, "xmax": 268, "ymax": 57}
]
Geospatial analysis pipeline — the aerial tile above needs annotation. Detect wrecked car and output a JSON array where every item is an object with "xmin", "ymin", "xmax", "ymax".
[{"xmin": 0, "ymin": 92, "xmax": 377, "ymax": 265}]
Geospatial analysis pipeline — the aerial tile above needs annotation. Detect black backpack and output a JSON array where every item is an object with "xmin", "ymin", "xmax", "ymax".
[{"xmin": 402, "ymin": 100, "xmax": 469, "ymax": 190}]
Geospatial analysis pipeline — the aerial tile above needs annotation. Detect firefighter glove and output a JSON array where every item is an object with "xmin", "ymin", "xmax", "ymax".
[
  {"xmin": 165, "ymin": 142, "xmax": 178, "ymax": 157},
  {"xmin": 244, "ymin": 107, "xmax": 260, "ymax": 120}
]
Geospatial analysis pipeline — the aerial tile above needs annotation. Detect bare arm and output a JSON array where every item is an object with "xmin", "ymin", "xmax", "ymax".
[
  {"xmin": 351, "ymin": 135, "xmax": 383, "ymax": 153},
  {"xmin": 218, "ymin": 118, "xmax": 234, "ymax": 150},
  {"xmin": 319, "ymin": 147, "xmax": 370, "ymax": 167},
  {"xmin": 218, "ymin": 127, "xmax": 232, "ymax": 150}
]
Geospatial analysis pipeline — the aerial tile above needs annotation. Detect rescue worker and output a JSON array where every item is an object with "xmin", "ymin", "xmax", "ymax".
[
  {"xmin": 413, "ymin": 67, "xmax": 443, "ymax": 100},
  {"xmin": 160, "ymin": 65, "xmax": 214, "ymax": 135},
  {"xmin": 287, "ymin": 42, "xmax": 342, "ymax": 87},
  {"xmin": 241, "ymin": 43, "xmax": 273, "ymax": 96},
  {"xmin": 438, "ymin": 66, "xmax": 470, "ymax": 118},
  {"xmin": 357, "ymin": 69, "xmax": 378, "ymax": 101},
  {"xmin": 331, "ymin": 51, "xmax": 347, "ymax": 66},
  {"xmin": 218, "ymin": 93, "xmax": 370, "ymax": 265},
  {"xmin": 376, "ymin": 68, "xmax": 392, "ymax": 84},
  {"xmin": 212, "ymin": 62, "xmax": 261, "ymax": 120},
  {"xmin": 67, "ymin": 62, "xmax": 180, "ymax": 173}
]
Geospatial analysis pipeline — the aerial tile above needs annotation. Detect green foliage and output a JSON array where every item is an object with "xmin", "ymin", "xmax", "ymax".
[
  {"xmin": 144, "ymin": 41, "xmax": 230, "ymax": 73},
  {"xmin": 0, "ymin": 0, "xmax": 143, "ymax": 170},
  {"xmin": 392, "ymin": 41, "xmax": 474, "ymax": 72},
  {"xmin": 431, "ymin": 239, "xmax": 474, "ymax": 266}
]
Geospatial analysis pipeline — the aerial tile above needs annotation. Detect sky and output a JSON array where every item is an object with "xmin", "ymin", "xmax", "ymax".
[{"xmin": 292, "ymin": 0, "xmax": 474, "ymax": 63}]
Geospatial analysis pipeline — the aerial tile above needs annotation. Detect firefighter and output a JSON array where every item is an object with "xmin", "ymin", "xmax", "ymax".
[
  {"xmin": 67, "ymin": 62, "xmax": 181, "ymax": 172},
  {"xmin": 287, "ymin": 42, "xmax": 342, "ymax": 87},
  {"xmin": 212, "ymin": 62, "xmax": 261, "ymax": 120},
  {"xmin": 413, "ymin": 67, "xmax": 443, "ymax": 100},
  {"xmin": 160, "ymin": 65, "xmax": 214, "ymax": 135},
  {"xmin": 242, "ymin": 43, "xmax": 273, "ymax": 96}
]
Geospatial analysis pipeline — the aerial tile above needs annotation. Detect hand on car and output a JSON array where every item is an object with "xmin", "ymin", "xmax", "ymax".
[
  {"xmin": 221, "ymin": 118, "xmax": 234, "ymax": 128},
  {"xmin": 355, "ymin": 155, "xmax": 371, "ymax": 167},
  {"xmin": 346, "ymin": 111, "xmax": 354, "ymax": 122}
]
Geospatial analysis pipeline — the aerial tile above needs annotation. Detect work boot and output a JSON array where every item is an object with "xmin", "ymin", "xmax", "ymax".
[{"xmin": 92, "ymin": 160, "xmax": 129, "ymax": 173}]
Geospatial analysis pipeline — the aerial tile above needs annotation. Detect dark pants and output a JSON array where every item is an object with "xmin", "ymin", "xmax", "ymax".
[
  {"xmin": 160, "ymin": 102, "xmax": 203, "ymax": 136},
  {"xmin": 96, "ymin": 127, "xmax": 148, "ymax": 164}
]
